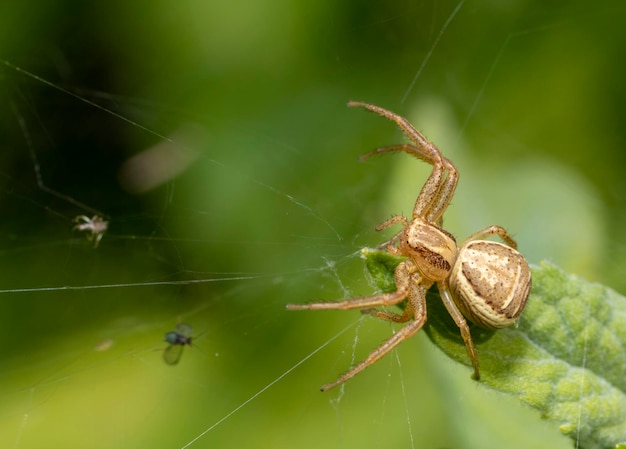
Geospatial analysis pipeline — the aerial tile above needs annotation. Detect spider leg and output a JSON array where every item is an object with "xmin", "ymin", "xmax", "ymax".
[
  {"xmin": 361, "ymin": 306, "xmax": 411, "ymax": 323},
  {"xmin": 376, "ymin": 237, "xmax": 402, "ymax": 254},
  {"xmin": 73, "ymin": 215, "xmax": 90, "ymax": 224},
  {"xmin": 461, "ymin": 225, "xmax": 518, "ymax": 249},
  {"xmin": 348, "ymin": 102, "xmax": 443, "ymax": 171},
  {"xmin": 286, "ymin": 261, "xmax": 414, "ymax": 311},
  {"xmin": 361, "ymin": 272, "xmax": 428, "ymax": 323},
  {"xmin": 349, "ymin": 101, "xmax": 462, "ymax": 225},
  {"xmin": 373, "ymin": 215, "xmax": 406, "ymax": 252},
  {"xmin": 425, "ymin": 157, "xmax": 458, "ymax": 223},
  {"xmin": 374, "ymin": 215, "xmax": 408, "ymax": 231},
  {"xmin": 361, "ymin": 143, "xmax": 445, "ymax": 219},
  {"xmin": 320, "ymin": 281, "xmax": 428, "ymax": 391},
  {"xmin": 286, "ymin": 290, "xmax": 407, "ymax": 311},
  {"xmin": 93, "ymin": 232, "xmax": 104, "ymax": 248},
  {"xmin": 437, "ymin": 281, "xmax": 480, "ymax": 379},
  {"xmin": 349, "ymin": 100, "xmax": 452, "ymax": 216}
]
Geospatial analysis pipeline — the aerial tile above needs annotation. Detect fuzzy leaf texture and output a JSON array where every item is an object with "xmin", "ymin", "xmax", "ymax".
[{"xmin": 362, "ymin": 248, "xmax": 626, "ymax": 449}]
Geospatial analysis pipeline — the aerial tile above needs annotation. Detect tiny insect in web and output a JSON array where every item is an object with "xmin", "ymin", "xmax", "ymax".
[
  {"xmin": 73, "ymin": 214, "xmax": 109, "ymax": 248},
  {"xmin": 163, "ymin": 323, "xmax": 193, "ymax": 366},
  {"xmin": 287, "ymin": 101, "xmax": 531, "ymax": 391}
]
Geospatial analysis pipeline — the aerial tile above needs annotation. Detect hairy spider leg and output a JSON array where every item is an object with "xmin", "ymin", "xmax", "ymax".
[
  {"xmin": 348, "ymin": 101, "xmax": 443, "ymax": 169},
  {"xmin": 349, "ymin": 101, "xmax": 445, "ymax": 216},
  {"xmin": 438, "ymin": 281, "xmax": 480, "ymax": 379},
  {"xmin": 372, "ymin": 214, "xmax": 408, "ymax": 252},
  {"xmin": 361, "ymin": 144, "xmax": 444, "ymax": 218},
  {"xmin": 286, "ymin": 260, "xmax": 413, "ymax": 312},
  {"xmin": 462, "ymin": 225, "xmax": 518, "ymax": 249},
  {"xmin": 348, "ymin": 101, "xmax": 459, "ymax": 223},
  {"xmin": 288, "ymin": 259, "xmax": 434, "ymax": 391},
  {"xmin": 361, "ymin": 143, "xmax": 458, "ymax": 227},
  {"xmin": 426, "ymin": 157, "xmax": 458, "ymax": 224},
  {"xmin": 319, "ymin": 265, "xmax": 429, "ymax": 391}
]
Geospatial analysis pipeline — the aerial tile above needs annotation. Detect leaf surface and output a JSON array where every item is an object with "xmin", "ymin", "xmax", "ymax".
[{"xmin": 362, "ymin": 248, "xmax": 626, "ymax": 449}]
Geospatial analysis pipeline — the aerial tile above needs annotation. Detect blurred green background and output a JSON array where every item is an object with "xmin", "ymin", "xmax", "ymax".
[{"xmin": 1, "ymin": 1, "xmax": 625, "ymax": 448}]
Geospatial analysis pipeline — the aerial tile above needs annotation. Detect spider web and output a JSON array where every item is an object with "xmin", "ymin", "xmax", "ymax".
[{"xmin": 1, "ymin": 2, "xmax": 625, "ymax": 448}]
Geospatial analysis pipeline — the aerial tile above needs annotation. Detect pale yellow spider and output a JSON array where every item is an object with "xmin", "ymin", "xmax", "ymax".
[
  {"xmin": 73, "ymin": 215, "xmax": 109, "ymax": 248},
  {"xmin": 287, "ymin": 101, "xmax": 531, "ymax": 391}
]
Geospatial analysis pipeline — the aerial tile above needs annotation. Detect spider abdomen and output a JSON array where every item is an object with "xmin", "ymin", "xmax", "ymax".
[{"xmin": 449, "ymin": 240, "xmax": 531, "ymax": 329}]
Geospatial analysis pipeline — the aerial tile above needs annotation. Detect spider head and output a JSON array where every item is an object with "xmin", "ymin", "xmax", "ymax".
[{"xmin": 402, "ymin": 217, "xmax": 457, "ymax": 281}]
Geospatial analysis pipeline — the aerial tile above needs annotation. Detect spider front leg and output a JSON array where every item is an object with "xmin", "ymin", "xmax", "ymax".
[
  {"xmin": 287, "ymin": 260, "xmax": 421, "ymax": 390},
  {"xmin": 320, "ymin": 279, "xmax": 428, "ymax": 391},
  {"xmin": 286, "ymin": 260, "xmax": 413, "ymax": 312},
  {"xmin": 374, "ymin": 215, "xmax": 407, "ymax": 253},
  {"xmin": 375, "ymin": 215, "xmax": 408, "ymax": 232},
  {"xmin": 361, "ymin": 306, "xmax": 412, "ymax": 323},
  {"xmin": 360, "ymin": 272, "xmax": 424, "ymax": 323}
]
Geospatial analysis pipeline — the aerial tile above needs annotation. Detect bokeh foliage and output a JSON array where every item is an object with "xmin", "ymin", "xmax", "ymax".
[{"xmin": 1, "ymin": 1, "xmax": 625, "ymax": 448}]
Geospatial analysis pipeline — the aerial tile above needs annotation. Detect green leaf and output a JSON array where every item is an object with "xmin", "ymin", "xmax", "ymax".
[{"xmin": 361, "ymin": 248, "xmax": 626, "ymax": 449}]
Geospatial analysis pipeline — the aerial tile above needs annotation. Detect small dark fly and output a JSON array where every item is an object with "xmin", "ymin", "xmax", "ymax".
[{"xmin": 163, "ymin": 323, "xmax": 193, "ymax": 365}]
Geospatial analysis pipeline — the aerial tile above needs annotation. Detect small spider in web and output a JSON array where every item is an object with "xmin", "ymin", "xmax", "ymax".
[
  {"xmin": 73, "ymin": 215, "xmax": 109, "ymax": 248},
  {"xmin": 287, "ymin": 101, "xmax": 531, "ymax": 391}
]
